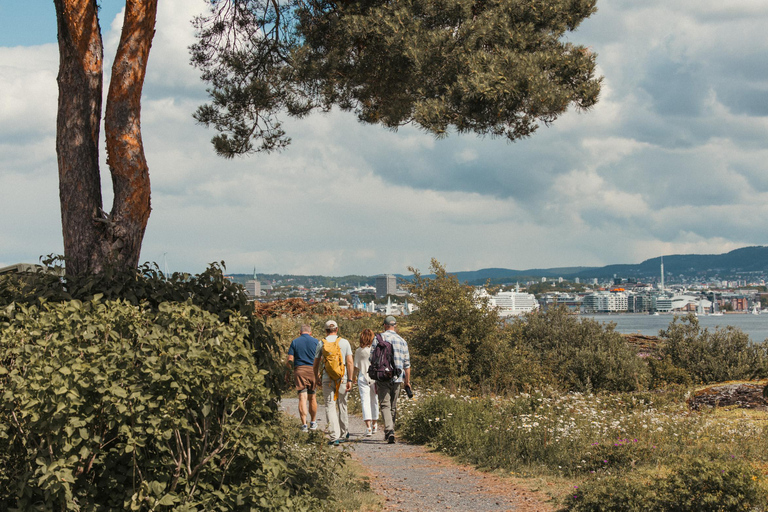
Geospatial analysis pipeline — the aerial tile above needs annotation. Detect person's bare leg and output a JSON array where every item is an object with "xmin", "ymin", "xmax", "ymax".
[
  {"xmin": 298, "ymin": 391, "xmax": 308, "ymax": 425},
  {"xmin": 308, "ymin": 393, "xmax": 318, "ymax": 422}
]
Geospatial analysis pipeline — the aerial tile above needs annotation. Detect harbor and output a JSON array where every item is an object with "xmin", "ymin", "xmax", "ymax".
[{"xmin": 583, "ymin": 312, "xmax": 768, "ymax": 342}]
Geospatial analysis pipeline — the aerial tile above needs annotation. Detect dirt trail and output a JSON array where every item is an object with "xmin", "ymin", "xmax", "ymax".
[{"xmin": 281, "ymin": 398, "xmax": 555, "ymax": 512}]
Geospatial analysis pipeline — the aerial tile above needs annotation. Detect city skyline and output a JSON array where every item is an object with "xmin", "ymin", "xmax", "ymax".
[{"xmin": 2, "ymin": 1, "xmax": 768, "ymax": 276}]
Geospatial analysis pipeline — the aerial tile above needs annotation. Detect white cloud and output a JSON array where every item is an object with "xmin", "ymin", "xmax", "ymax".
[{"xmin": 2, "ymin": 0, "xmax": 768, "ymax": 275}]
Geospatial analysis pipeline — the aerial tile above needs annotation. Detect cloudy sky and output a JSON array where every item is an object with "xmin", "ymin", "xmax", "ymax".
[{"xmin": 1, "ymin": 1, "xmax": 767, "ymax": 276}]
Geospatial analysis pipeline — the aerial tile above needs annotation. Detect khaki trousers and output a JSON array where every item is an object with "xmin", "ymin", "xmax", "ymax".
[{"xmin": 322, "ymin": 379, "xmax": 349, "ymax": 441}]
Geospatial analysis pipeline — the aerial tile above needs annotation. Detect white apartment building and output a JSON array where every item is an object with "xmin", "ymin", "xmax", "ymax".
[{"xmin": 582, "ymin": 291, "xmax": 628, "ymax": 313}]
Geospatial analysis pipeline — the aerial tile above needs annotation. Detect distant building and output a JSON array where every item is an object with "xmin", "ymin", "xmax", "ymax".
[
  {"xmin": 583, "ymin": 291, "xmax": 628, "ymax": 313},
  {"xmin": 375, "ymin": 274, "xmax": 397, "ymax": 298},
  {"xmin": 245, "ymin": 280, "xmax": 261, "ymax": 300},
  {"xmin": 626, "ymin": 294, "xmax": 652, "ymax": 313},
  {"xmin": 490, "ymin": 291, "xmax": 540, "ymax": 317}
]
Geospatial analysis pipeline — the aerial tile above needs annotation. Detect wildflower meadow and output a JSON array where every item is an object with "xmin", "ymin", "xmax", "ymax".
[{"xmin": 398, "ymin": 388, "xmax": 768, "ymax": 510}]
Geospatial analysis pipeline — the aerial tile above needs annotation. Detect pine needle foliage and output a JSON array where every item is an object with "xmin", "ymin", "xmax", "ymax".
[{"xmin": 191, "ymin": 0, "xmax": 602, "ymax": 157}]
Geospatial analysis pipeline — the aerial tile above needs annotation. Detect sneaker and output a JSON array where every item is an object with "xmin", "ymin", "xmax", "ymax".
[
  {"xmin": 345, "ymin": 432, "xmax": 350, "ymax": 440},
  {"xmin": 387, "ymin": 431, "xmax": 395, "ymax": 444},
  {"xmin": 309, "ymin": 421, "xmax": 318, "ymax": 430},
  {"xmin": 365, "ymin": 427, "xmax": 373, "ymax": 437},
  {"xmin": 328, "ymin": 439, "xmax": 340, "ymax": 446},
  {"xmin": 300, "ymin": 424, "xmax": 308, "ymax": 432},
  {"xmin": 372, "ymin": 425, "xmax": 378, "ymax": 434}
]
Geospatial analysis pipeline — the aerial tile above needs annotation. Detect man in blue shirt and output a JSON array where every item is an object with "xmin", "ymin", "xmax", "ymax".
[{"xmin": 286, "ymin": 324, "xmax": 321, "ymax": 431}]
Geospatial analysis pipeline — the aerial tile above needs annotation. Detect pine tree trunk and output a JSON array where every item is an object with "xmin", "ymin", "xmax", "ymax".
[
  {"xmin": 54, "ymin": 0, "xmax": 105, "ymax": 276},
  {"xmin": 54, "ymin": 0, "xmax": 158, "ymax": 275}
]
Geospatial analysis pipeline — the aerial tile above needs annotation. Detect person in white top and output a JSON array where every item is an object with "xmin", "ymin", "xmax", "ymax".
[
  {"xmin": 313, "ymin": 319, "xmax": 354, "ymax": 445},
  {"xmin": 353, "ymin": 329, "xmax": 379, "ymax": 436}
]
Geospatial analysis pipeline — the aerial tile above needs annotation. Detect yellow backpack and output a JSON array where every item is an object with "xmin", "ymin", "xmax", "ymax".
[{"xmin": 321, "ymin": 337, "xmax": 345, "ymax": 400}]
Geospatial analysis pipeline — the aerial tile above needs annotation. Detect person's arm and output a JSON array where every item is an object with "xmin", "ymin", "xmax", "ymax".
[
  {"xmin": 345, "ymin": 353, "xmax": 354, "ymax": 391},
  {"xmin": 401, "ymin": 339, "xmax": 411, "ymax": 387},
  {"xmin": 352, "ymin": 350, "xmax": 359, "ymax": 383},
  {"xmin": 313, "ymin": 356, "xmax": 322, "ymax": 384}
]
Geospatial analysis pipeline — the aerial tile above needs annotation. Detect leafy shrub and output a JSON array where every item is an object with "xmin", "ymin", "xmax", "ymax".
[
  {"xmin": 565, "ymin": 457, "xmax": 768, "ymax": 512},
  {"xmin": 659, "ymin": 315, "xmax": 768, "ymax": 384},
  {"xmin": 0, "ymin": 259, "xmax": 282, "ymax": 393},
  {"xmin": 473, "ymin": 336, "xmax": 550, "ymax": 393},
  {"xmin": 508, "ymin": 307, "xmax": 650, "ymax": 392},
  {"xmin": 405, "ymin": 259, "xmax": 502, "ymax": 390},
  {"xmin": 647, "ymin": 355, "xmax": 694, "ymax": 389},
  {"xmin": 658, "ymin": 457, "xmax": 767, "ymax": 511},
  {"xmin": 564, "ymin": 476, "xmax": 657, "ymax": 512},
  {"xmin": 0, "ymin": 299, "xmax": 336, "ymax": 510}
]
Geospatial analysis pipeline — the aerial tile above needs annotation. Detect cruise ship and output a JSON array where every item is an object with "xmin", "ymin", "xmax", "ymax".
[{"xmin": 490, "ymin": 291, "xmax": 540, "ymax": 317}]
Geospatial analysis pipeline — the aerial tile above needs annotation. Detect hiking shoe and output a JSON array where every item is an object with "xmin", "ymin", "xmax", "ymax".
[
  {"xmin": 365, "ymin": 427, "xmax": 372, "ymax": 437},
  {"xmin": 387, "ymin": 431, "xmax": 395, "ymax": 444},
  {"xmin": 309, "ymin": 421, "xmax": 318, "ymax": 430},
  {"xmin": 300, "ymin": 424, "xmax": 308, "ymax": 432}
]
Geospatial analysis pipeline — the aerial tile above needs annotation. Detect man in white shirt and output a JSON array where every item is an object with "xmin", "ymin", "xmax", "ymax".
[{"xmin": 313, "ymin": 320, "xmax": 354, "ymax": 445}]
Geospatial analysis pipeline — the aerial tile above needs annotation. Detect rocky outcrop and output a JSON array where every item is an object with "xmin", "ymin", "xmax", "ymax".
[{"xmin": 687, "ymin": 380, "xmax": 768, "ymax": 410}]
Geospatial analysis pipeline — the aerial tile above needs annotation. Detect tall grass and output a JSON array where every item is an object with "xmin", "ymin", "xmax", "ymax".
[{"xmin": 399, "ymin": 390, "xmax": 768, "ymax": 478}]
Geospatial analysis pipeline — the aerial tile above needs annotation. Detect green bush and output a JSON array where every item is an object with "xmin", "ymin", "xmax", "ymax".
[
  {"xmin": 473, "ymin": 337, "xmax": 549, "ymax": 393},
  {"xmin": 0, "ymin": 259, "xmax": 282, "ymax": 395},
  {"xmin": 563, "ymin": 476, "xmax": 657, "ymax": 512},
  {"xmin": 565, "ymin": 457, "xmax": 768, "ymax": 512},
  {"xmin": 647, "ymin": 354, "xmax": 693, "ymax": 389},
  {"xmin": 659, "ymin": 315, "xmax": 768, "ymax": 384},
  {"xmin": 508, "ymin": 307, "xmax": 650, "ymax": 392},
  {"xmin": 405, "ymin": 259, "xmax": 502, "ymax": 390},
  {"xmin": 0, "ymin": 299, "xmax": 330, "ymax": 510}
]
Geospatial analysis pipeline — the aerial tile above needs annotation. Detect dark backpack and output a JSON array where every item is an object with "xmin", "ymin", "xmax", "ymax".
[{"xmin": 368, "ymin": 334, "xmax": 401, "ymax": 382}]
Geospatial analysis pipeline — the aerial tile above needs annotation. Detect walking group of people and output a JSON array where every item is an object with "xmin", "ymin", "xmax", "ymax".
[{"xmin": 285, "ymin": 316, "xmax": 411, "ymax": 446}]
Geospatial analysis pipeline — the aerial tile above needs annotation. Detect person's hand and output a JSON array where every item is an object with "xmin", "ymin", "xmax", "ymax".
[{"xmin": 346, "ymin": 380, "xmax": 352, "ymax": 392}]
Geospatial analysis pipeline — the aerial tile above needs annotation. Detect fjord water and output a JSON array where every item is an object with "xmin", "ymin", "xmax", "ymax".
[{"xmin": 584, "ymin": 313, "xmax": 768, "ymax": 342}]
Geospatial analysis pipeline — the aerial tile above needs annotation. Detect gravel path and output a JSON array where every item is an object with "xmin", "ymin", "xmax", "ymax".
[{"xmin": 281, "ymin": 397, "xmax": 554, "ymax": 512}]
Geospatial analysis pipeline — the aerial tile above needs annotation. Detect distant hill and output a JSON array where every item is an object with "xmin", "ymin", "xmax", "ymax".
[
  {"xmin": 414, "ymin": 246, "xmax": 768, "ymax": 284},
  {"xmin": 570, "ymin": 246, "xmax": 768, "ymax": 280},
  {"xmin": 230, "ymin": 246, "xmax": 768, "ymax": 286}
]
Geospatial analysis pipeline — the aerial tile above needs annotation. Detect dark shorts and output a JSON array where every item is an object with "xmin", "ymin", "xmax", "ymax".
[{"xmin": 294, "ymin": 365, "xmax": 317, "ymax": 394}]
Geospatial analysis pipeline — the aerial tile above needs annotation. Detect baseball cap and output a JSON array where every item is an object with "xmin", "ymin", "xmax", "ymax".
[
  {"xmin": 384, "ymin": 315, "xmax": 397, "ymax": 326},
  {"xmin": 325, "ymin": 320, "xmax": 338, "ymax": 330}
]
